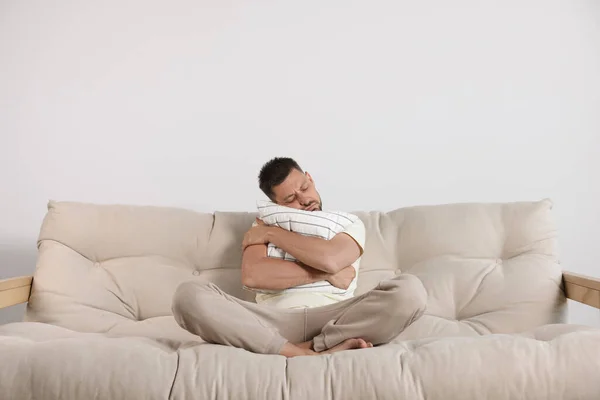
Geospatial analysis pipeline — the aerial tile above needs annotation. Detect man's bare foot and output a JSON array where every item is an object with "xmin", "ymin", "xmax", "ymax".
[
  {"xmin": 295, "ymin": 340, "xmax": 313, "ymax": 351},
  {"xmin": 279, "ymin": 338, "xmax": 372, "ymax": 358},
  {"xmin": 320, "ymin": 338, "xmax": 372, "ymax": 355},
  {"xmin": 280, "ymin": 342, "xmax": 316, "ymax": 357}
]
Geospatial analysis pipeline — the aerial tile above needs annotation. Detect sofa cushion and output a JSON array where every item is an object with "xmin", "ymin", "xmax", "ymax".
[
  {"xmin": 1, "ymin": 321, "xmax": 599, "ymax": 400},
  {"xmin": 277, "ymin": 326, "xmax": 600, "ymax": 400},
  {"xmin": 25, "ymin": 199, "xmax": 564, "ymax": 338},
  {"xmin": 0, "ymin": 322, "xmax": 179, "ymax": 400}
]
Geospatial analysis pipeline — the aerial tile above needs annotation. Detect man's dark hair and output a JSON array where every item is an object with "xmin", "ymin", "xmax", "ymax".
[{"xmin": 258, "ymin": 157, "xmax": 303, "ymax": 200}]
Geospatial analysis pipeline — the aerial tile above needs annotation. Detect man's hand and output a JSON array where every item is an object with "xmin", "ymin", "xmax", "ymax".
[
  {"xmin": 267, "ymin": 224, "xmax": 362, "ymax": 274},
  {"xmin": 242, "ymin": 218, "xmax": 275, "ymax": 250},
  {"xmin": 327, "ymin": 265, "xmax": 356, "ymax": 290}
]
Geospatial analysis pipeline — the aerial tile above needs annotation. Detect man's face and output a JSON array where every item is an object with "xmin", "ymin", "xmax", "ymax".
[{"xmin": 271, "ymin": 168, "xmax": 322, "ymax": 211}]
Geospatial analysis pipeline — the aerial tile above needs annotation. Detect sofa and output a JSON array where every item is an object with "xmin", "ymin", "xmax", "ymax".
[{"xmin": 1, "ymin": 199, "xmax": 599, "ymax": 399}]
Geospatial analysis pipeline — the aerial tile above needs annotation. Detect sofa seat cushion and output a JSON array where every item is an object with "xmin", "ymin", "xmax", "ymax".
[
  {"xmin": 0, "ymin": 322, "xmax": 179, "ymax": 400},
  {"xmin": 8, "ymin": 316, "xmax": 203, "ymax": 349},
  {"xmin": 275, "ymin": 326, "xmax": 600, "ymax": 400},
  {"xmin": 2, "ymin": 322, "xmax": 599, "ymax": 400}
]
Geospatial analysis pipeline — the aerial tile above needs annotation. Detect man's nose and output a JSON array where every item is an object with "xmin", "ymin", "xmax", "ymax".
[{"xmin": 297, "ymin": 194, "xmax": 311, "ymax": 206}]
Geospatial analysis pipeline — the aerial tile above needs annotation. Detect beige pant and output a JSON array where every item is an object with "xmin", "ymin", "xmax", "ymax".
[{"xmin": 172, "ymin": 274, "xmax": 427, "ymax": 354}]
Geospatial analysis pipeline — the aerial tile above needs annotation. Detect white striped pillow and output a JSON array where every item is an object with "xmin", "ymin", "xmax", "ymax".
[{"xmin": 247, "ymin": 200, "xmax": 358, "ymax": 295}]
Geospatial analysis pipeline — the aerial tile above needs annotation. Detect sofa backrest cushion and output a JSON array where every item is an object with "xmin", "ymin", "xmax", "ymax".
[{"xmin": 25, "ymin": 199, "xmax": 565, "ymax": 338}]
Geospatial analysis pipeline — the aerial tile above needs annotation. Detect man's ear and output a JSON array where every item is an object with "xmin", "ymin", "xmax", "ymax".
[{"xmin": 306, "ymin": 171, "xmax": 313, "ymax": 182}]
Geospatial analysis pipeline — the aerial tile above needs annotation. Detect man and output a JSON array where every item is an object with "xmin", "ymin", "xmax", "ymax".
[{"xmin": 172, "ymin": 157, "xmax": 427, "ymax": 357}]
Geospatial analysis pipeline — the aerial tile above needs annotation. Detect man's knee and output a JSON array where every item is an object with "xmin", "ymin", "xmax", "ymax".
[
  {"xmin": 172, "ymin": 281, "xmax": 219, "ymax": 322},
  {"xmin": 382, "ymin": 274, "xmax": 428, "ymax": 316}
]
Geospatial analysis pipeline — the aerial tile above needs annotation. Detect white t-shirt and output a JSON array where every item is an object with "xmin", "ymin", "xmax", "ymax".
[{"xmin": 255, "ymin": 219, "xmax": 366, "ymax": 309}]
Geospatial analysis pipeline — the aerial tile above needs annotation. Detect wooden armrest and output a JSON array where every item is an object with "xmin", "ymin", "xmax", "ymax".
[
  {"xmin": 0, "ymin": 276, "xmax": 33, "ymax": 309},
  {"xmin": 563, "ymin": 271, "xmax": 600, "ymax": 309}
]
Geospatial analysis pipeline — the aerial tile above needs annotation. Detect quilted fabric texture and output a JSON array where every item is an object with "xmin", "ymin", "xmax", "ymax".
[
  {"xmin": 1, "ymin": 198, "xmax": 599, "ymax": 399},
  {"xmin": 24, "ymin": 199, "xmax": 566, "ymax": 337},
  {"xmin": 1, "ymin": 321, "xmax": 599, "ymax": 399}
]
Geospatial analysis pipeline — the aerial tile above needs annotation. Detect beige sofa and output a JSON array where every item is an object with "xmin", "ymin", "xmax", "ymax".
[{"xmin": 1, "ymin": 199, "xmax": 600, "ymax": 399}]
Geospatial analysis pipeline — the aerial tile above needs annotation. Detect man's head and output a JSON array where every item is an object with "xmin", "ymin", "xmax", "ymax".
[{"xmin": 258, "ymin": 157, "xmax": 322, "ymax": 211}]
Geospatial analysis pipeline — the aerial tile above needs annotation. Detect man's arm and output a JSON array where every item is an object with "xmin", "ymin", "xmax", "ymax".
[
  {"xmin": 241, "ymin": 244, "xmax": 332, "ymax": 290},
  {"xmin": 266, "ymin": 229, "xmax": 362, "ymax": 274}
]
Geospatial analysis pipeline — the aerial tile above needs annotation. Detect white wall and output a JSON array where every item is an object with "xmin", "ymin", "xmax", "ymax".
[{"xmin": 1, "ymin": 0, "xmax": 599, "ymax": 325}]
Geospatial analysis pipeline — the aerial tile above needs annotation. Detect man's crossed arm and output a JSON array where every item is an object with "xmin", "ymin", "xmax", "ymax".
[{"xmin": 241, "ymin": 219, "xmax": 362, "ymax": 291}]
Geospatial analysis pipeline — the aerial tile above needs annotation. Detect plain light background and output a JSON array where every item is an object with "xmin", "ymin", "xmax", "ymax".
[{"xmin": 1, "ymin": 1, "xmax": 599, "ymax": 325}]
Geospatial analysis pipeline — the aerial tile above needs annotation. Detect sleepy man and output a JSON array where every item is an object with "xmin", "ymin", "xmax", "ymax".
[{"xmin": 172, "ymin": 157, "xmax": 427, "ymax": 357}]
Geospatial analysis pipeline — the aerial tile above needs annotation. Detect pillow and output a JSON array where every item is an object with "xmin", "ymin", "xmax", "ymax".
[{"xmin": 245, "ymin": 200, "xmax": 359, "ymax": 295}]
